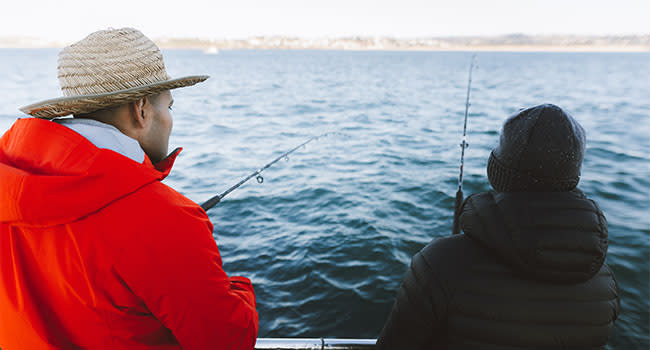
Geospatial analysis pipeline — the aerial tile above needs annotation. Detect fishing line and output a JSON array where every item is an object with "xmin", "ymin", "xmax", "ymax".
[
  {"xmin": 200, "ymin": 132, "xmax": 340, "ymax": 211},
  {"xmin": 452, "ymin": 54, "xmax": 477, "ymax": 235}
]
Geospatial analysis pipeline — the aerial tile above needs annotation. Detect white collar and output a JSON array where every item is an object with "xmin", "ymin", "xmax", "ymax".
[{"xmin": 54, "ymin": 118, "xmax": 145, "ymax": 163}]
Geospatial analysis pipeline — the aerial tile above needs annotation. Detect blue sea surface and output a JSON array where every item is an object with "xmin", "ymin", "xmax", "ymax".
[{"xmin": 1, "ymin": 49, "xmax": 649, "ymax": 348}]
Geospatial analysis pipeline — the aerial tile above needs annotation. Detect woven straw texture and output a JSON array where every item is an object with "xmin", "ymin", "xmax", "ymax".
[{"xmin": 20, "ymin": 28, "xmax": 208, "ymax": 118}]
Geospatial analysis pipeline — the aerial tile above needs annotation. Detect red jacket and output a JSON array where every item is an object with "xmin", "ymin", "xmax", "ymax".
[{"xmin": 0, "ymin": 118, "xmax": 258, "ymax": 349}]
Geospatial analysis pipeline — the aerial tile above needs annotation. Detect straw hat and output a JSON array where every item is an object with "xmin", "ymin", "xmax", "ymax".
[{"xmin": 20, "ymin": 28, "xmax": 208, "ymax": 118}]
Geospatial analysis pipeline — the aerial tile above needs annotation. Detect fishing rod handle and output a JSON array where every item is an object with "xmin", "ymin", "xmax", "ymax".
[
  {"xmin": 451, "ymin": 188, "xmax": 464, "ymax": 235},
  {"xmin": 200, "ymin": 195, "xmax": 221, "ymax": 212}
]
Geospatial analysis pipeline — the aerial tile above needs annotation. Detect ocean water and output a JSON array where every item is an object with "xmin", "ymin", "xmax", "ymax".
[{"xmin": 1, "ymin": 49, "xmax": 648, "ymax": 348}]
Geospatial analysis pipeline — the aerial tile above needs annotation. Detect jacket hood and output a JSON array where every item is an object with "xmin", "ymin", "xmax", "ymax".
[
  {"xmin": 459, "ymin": 190, "xmax": 608, "ymax": 283},
  {"xmin": 0, "ymin": 118, "xmax": 180, "ymax": 226}
]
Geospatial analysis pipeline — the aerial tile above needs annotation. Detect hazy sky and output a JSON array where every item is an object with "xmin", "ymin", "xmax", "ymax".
[{"xmin": 2, "ymin": 0, "xmax": 648, "ymax": 42}]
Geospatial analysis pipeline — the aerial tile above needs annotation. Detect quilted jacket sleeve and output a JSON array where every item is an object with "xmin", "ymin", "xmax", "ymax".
[
  {"xmin": 112, "ymin": 185, "xmax": 258, "ymax": 350},
  {"xmin": 376, "ymin": 243, "xmax": 449, "ymax": 350}
]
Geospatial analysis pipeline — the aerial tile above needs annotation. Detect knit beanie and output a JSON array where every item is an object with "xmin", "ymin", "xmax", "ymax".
[{"xmin": 487, "ymin": 104, "xmax": 586, "ymax": 192}]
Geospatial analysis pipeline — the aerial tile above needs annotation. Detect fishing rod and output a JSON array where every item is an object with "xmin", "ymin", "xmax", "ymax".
[
  {"xmin": 452, "ymin": 54, "xmax": 477, "ymax": 235},
  {"xmin": 200, "ymin": 132, "xmax": 335, "ymax": 212}
]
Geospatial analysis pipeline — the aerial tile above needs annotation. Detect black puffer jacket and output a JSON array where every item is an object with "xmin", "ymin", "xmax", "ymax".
[{"xmin": 377, "ymin": 189, "xmax": 620, "ymax": 349}]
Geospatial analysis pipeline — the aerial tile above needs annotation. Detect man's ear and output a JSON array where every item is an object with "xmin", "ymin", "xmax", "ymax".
[{"xmin": 129, "ymin": 98, "xmax": 147, "ymax": 128}]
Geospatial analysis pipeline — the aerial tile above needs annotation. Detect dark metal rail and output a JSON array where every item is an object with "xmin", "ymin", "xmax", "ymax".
[{"xmin": 255, "ymin": 338, "xmax": 376, "ymax": 349}]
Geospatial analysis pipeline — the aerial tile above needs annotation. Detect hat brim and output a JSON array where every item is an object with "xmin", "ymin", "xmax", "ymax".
[{"xmin": 19, "ymin": 75, "xmax": 209, "ymax": 118}]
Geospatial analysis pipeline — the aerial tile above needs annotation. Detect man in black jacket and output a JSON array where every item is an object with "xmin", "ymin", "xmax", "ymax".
[{"xmin": 377, "ymin": 104, "xmax": 620, "ymax": 349}]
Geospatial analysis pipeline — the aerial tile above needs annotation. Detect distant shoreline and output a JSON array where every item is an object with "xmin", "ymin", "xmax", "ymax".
[{"xmin": 1, "ymin": 34, "xmax": 648, "ymax": 52}]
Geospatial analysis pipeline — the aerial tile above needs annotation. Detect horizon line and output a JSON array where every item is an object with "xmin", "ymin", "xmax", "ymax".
[{"xmin": 1, "ymin": 34, "xmax": 648, "ymax": 51}]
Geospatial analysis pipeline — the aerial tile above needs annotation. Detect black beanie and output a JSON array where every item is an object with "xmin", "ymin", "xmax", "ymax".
[{"xmin": 487, "ymin": 104, "xmax": 586, "ymax": 192}]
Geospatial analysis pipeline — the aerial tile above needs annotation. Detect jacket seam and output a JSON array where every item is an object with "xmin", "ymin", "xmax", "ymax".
[
  {"xmin": 449, "ymin": 332, "xmax": 607, "ymax": 349},
  {"xmin": 418, "ymin": 250, "xmax": 451, "ymax": 319},
  {"xmin": 402, "ymin": 255, "xmax": 436, "ymax": 330},
  {"xmin": 452, "ymin": 310, "xmax": 617, "ymax": 327},
  {"xmin": 455, "ymin": 287, "xmax": 619, "ymax": 304}
]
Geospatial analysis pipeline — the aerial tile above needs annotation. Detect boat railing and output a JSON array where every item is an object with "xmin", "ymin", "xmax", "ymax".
[{"xmin": 255, "ymin": 338, "xmax": 376, "ymax": 349}]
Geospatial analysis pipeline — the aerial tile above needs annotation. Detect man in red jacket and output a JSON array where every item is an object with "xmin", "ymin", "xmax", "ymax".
[{"xmin": 0, "ymin": 28, "xmax": 258, "ymax": 349}]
